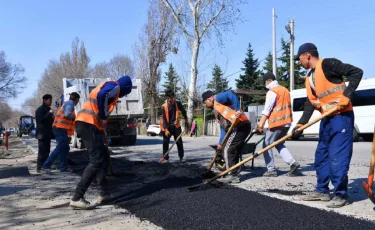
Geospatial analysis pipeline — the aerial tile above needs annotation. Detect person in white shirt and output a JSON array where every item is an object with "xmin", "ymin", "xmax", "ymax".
[{"xmin": 257, "ymin": 72, "xmax": 300, "ymax": 177}]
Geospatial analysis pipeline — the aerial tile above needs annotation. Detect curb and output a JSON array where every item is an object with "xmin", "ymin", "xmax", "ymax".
[{"xmin": 0, "ymin": 166, "xmax": 30, "ymax": 179}]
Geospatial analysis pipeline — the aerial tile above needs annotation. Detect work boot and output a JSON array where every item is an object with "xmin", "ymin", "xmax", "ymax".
[
  {"xmin": 218, "ymin": 174, "xmax": 241, "ymax": 184},
  {"xmin": 41, "ymin": 168, "xmax": 52, "ymax": 175},
  {"xmin": 70, "ymin": 198, "xmax": 96, "ymax": 210},
  {"xmin": 326, "ymin": 196, "xmax": 349, "ymax": 208},
  {"xmin": 60, "ymin": 168, "xmax": 73, "ymax": 173},
  {"xmin": 96, "ymin": 194, "xmax": 107, "ymax": 205},
  {"xmin": 263, "ymin": 170, "xmax": 277, "ymax": 177},
  {"xmin": 179, "ymin": 158, "xmax": 186, "ymax": 164},
  {"xmin": 300, "ymin": 191, "xmax": 330, "ymax": 201},
  {"xmin": 288, "ymin": 162, "xmax": 300, "ymax": 177}
]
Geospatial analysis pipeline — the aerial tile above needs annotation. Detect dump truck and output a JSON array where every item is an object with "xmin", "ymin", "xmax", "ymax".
[{"xmin": 58, "ymin": 77, "xmax": 144, "ymax": 148}]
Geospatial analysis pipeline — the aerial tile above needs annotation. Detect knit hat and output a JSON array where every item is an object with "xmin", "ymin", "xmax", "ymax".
[
  {"xmin": 202, "ymin": 90, "xmax": 214, "ymax": 102},
  {"xmin": 117, "ymin": 76, "xmax": 133, "ymax": 97}
]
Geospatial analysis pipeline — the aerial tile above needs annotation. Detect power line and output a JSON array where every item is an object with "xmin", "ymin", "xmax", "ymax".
[{"xmin": 223, "ymin": 47, "xmax": 285, "ymax": 80}]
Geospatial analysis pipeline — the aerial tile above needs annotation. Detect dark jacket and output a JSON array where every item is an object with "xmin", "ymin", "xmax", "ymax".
[
  {"xmin": 298, "ymin": 58, "xmax": 363, "ymax": 125},
  {"xmin": 35, "ymin": 104, "xmax": 54, "ymax": 140},
  {"xmin": 161, "ymin": 101, "xmax": 188, "ymax": 130}
]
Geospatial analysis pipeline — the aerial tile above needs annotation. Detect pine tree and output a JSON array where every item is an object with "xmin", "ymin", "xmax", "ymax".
[
  {"xmin": 235, "ymin": 43, "xmax": 264, "ymax": 108},
  {"xmin": 207, "ymin": 65, "xmax": 230, "ymax": 94},
  {"xmin": 262, "ymin": 52, "xmax": 273, "ymax": 74},
  {"xmin": 277, "ymin": 38, "xmax": 306, "ymax": 90},
  {"xmin": 161, "ymin": 63, "xmax": 180, "ymax": 101}
]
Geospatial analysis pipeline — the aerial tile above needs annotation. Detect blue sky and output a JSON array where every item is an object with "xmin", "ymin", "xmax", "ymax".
[{"xmin": 1, "ymin": 0, "xmax": 374, "ymax": 109}]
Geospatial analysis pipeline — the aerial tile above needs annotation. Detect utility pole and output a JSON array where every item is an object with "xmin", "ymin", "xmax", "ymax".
[
  {"xmin": 272, "ymin": 8, "xmax": 277, "ymax": 79},
  {"xmin": 286, "ymin": 18, "xmax": 295, "ymax": 90}
]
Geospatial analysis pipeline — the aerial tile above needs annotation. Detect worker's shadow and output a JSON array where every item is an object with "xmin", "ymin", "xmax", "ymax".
[
  {"xmin": 105, "ymin": 176, "xmax": 201, "ymax": 206},
  {"xmin": 346, "ymin": 177, "xmax": 372, "ymax": 203}
]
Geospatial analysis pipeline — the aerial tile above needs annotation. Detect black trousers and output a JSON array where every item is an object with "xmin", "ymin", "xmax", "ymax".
[
  {"xmin": 223, "ymin": 122, "xmax": 251, "ymax": 173},
  {"xmin": 72, "ymin": 121, "xmax": 109, "ymax": 201},
  {"xmin": 163, "ymin": 125, "xmax": 184, "ymax": 160},
  {"xmin": 37, "ymin": 139, "xmax": 51, "ymax": 170}
]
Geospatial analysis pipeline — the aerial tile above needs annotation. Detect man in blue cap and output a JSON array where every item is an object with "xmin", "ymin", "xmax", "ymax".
[
  {"xmin": 70, "ymin": 75, "xmax": 133, "ymax": 210},
  {"xmin": 292, "ymin": 43, "xmax": 363, "ymax": 208}
]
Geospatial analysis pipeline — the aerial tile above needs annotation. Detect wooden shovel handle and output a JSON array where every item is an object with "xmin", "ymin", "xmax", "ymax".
[
  {"xmin": 207, "ymin": 121, "xmax": 237, "ymax": 171},
  {"xmin": 159, "ymin": 131, "xmax": 184, "ymax": 163},
  {"xmin": 204, "ymin": 107, "xmax": 339, "ymax": 185},
  {"xmin": 368, "ymin": 125, "xmax": 375, "ymax": 185}
]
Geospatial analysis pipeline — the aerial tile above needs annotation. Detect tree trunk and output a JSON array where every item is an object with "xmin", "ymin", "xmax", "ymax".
[
  {"xmin": 150, "ymin": 91, "xmax": 156, "ymax": 124},
  {"xmin": 187, "ymin": 40, "xmax": 200, "ymax": 122}
]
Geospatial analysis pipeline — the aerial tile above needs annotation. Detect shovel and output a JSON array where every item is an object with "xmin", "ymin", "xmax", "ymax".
[
  {"xmin": 206, "ymin": 121, "xmax": 237, "ymax": 172},
  {"xmin": 102, "ymin": 132, "xmax": 135, "ymax": 177},
  {"xmin": 362, "ymin": 125, "xmax": 375, "ymax": 204},
  {"xmin": 188, "ymin": 107, "xmax": 338, "ymax": 191},
  {"xmin": 159, "ymin": 131, "xmax": 184, "ymax": 163}
]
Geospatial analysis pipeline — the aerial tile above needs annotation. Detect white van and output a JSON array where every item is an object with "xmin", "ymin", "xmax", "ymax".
[{"xmin": 287, "ymin": 78, "xmax": 375, "ymax": 142}]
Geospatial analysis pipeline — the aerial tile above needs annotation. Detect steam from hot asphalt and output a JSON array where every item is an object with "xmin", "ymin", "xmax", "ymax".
[{"xmin": 99, "ymin": 158, "xmax": 375, "ymax": 230}]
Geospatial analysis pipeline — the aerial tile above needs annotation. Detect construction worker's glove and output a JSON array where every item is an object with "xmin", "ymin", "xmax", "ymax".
[
  {"xmin": 217, "ymin": 144, "xmax": 222, "ymax": 151},
  {"xmin": 314, "ymin": 104, "xmax": 321, "ymax": 111},
  {"xmin": 257, "ymin": 125, "xmax": 264, "ymax": 135},
  {"xmin": 337, "ymin": 96, "xmax": 350, "ymax": 111},
  {"xmin": 291, "ymin": 124, "xmax": 303, "ymax": 138},
  {"xmin": 164, "ymin": 129, "xmax": 170, "ymax": 137}
]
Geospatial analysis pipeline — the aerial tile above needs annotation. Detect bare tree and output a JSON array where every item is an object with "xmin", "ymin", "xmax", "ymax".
[
  {"xmin": 24, "ymin": 37, "xmax": 90, "ymax": 113},
  {"xmin": 0, "ymin": 51, "xmax": 27, "ymax": 100},
  {"xmin": 162, "ymin": 0, "xmax": 245, "ymax": 121},
  {"xmin": 92, "ymin": 54, "xmax": 135, "ymax": 79},
  {"xmin": 0, "ymin": 101, "xmax": 12, "ymax": 123},
  {"xmin": 108, "ymin": 54, "xmax": 135, "ymax": 79},
  {"xmin": 91, "ymin": 61, "xmax": 110, "ymax": 79},
  {"xmin": 134, "ymin": 0, "xmax": 176, "ymax": 124}
]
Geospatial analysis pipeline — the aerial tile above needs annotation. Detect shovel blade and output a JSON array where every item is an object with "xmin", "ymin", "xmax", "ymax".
[{"xmin": 362, "ymin": 181, "xmax": 375, "ymax": 204}]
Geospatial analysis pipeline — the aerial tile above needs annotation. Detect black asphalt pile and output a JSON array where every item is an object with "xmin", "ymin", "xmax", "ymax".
[{"xmin": 100, "ymin": 157, "xmax": 375, "ymax": 230}]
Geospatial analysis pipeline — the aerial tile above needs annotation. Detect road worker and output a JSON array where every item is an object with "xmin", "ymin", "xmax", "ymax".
[
  {"xmin": 292, "ymin": 43, "xmax": 363, "ymax": 208},
  {"xmin": 257, "ymin": 72, "xmax": 300, "ymax": 177},
  {"xmin": 160, "ymin": 90, "xmax": 189, "ymax": 163},
  {"xmin": 69, "ymin": 76, "xmax": 133, "ymax": 209},
  {"xmin": 41, "ymin": 92, "xmax": 80, "ymax": 173},
  {"xmin": 202, "ymin": 90, "xmax": 250, "ymax": 183}
]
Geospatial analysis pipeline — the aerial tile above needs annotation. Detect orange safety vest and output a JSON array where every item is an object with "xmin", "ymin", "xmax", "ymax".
[
  {"xmin": 268, "ymin": 85, "xmax": 293, "ymax": 129},
  {"xmin": 305, "ymin": 59, "xmax": 353, "ymax": 116},
  {"xmin": 213, "ymin": 100, "xmax": 249, "ymax": 124},
  {"xmin": 160, "ymin": 102, "xmax": 180, "ymax": 131},
  {"xmin": 52, "ymin": 102, "xmax": 76, "ymax": 136},
  {"xmin": 75, "ymin": 81, "xmax": 120, "ymax": 131}
]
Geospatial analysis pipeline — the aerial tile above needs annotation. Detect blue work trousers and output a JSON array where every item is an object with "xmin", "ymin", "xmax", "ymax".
[
  {"xmin": 314, "ymin": 111, "xmax": 354, "ymax": 198},
  {"xmin": 42, "ymin": 127, "xmax": 70, "ymax": 171}
]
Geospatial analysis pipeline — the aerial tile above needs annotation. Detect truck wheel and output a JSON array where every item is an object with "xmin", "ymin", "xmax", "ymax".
[
  {"xmin": 120, "ymin": 135, "xmax": 129, "ymax": 146},
  {"xmin": 129, "ymin": 135, "xmax": 137, "ymax": 145},
  {"xmin": 353, "ymin": 129, "xmax": 360, "ymax": 142}
]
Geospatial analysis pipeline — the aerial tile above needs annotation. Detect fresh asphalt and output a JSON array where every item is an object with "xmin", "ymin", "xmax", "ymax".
[{"xmin": 98, "ymin": 158, "xmax": 375, "ymax": 230}]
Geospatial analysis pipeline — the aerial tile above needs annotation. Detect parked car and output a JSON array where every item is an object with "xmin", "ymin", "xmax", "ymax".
[{"xmin": 147, "ymin": 124, "xmax": 161, "ymax": 136}]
